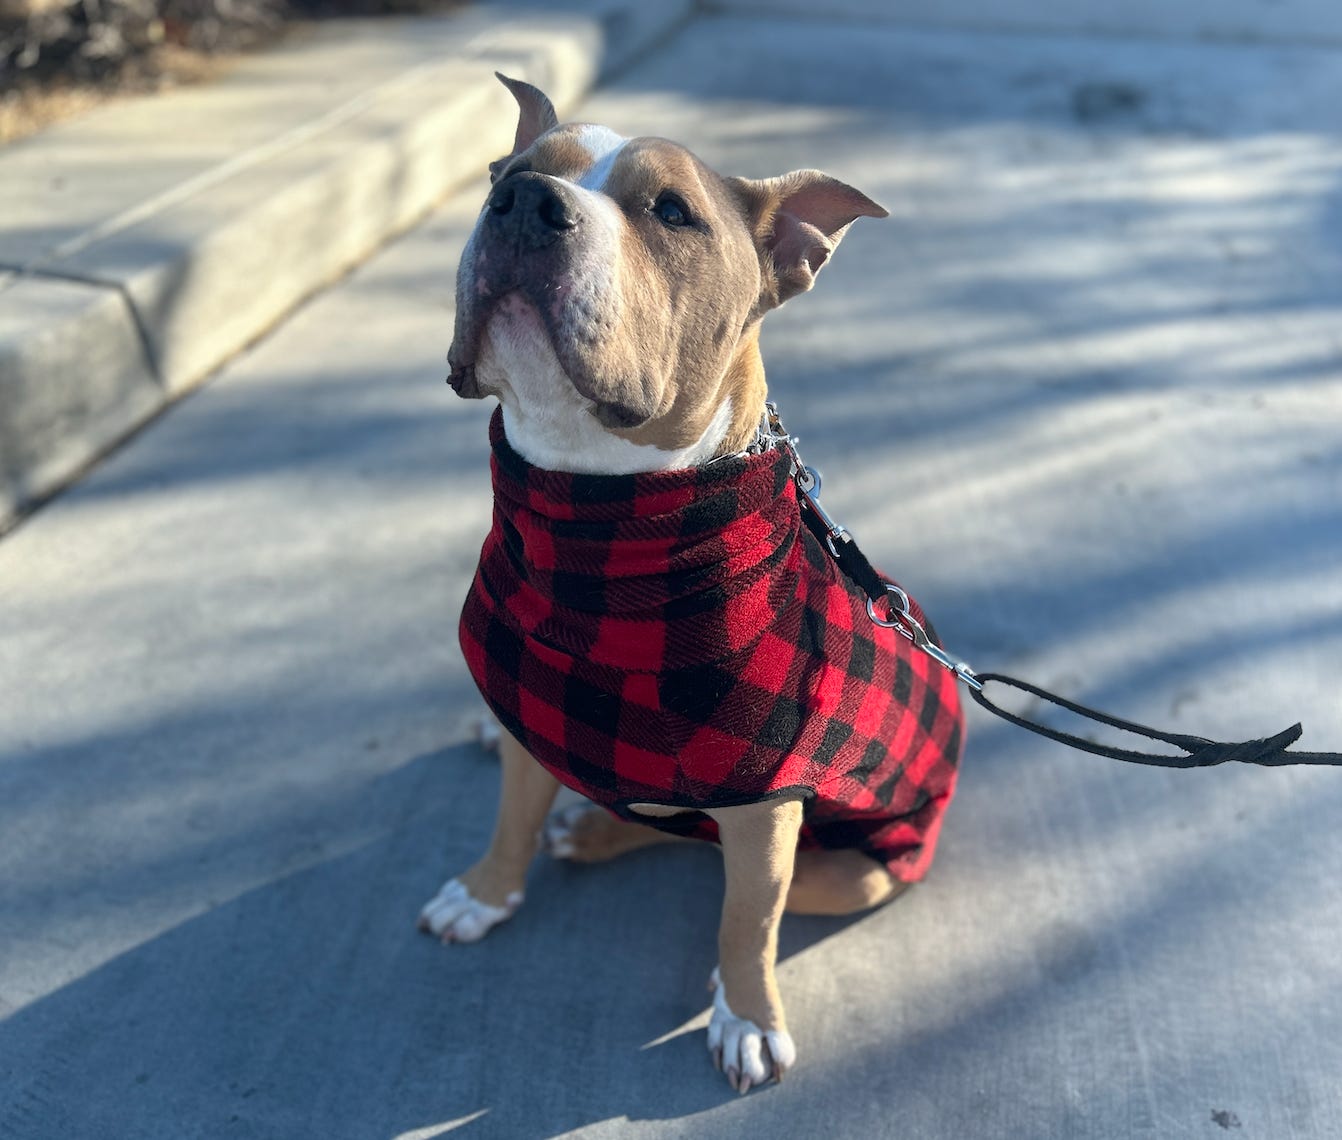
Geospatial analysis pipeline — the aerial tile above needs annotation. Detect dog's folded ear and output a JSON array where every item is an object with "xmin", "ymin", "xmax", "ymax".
[
  {"xmin": 731, "ymin": 171, "xmax": 887, "ymax": 309},
  {"xmin": 489, "ymin": 73, "xmax": 560, "ymax": 180}
]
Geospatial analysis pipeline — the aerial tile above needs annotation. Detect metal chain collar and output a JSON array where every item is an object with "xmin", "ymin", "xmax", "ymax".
[{"xmin": 760, "ymin": 401, "xmax": 984, "ymax": 693}]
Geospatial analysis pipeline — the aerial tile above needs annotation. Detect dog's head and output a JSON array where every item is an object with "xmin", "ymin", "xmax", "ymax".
[{"xmin": 448, "ymin": 74, "xmax": 886, "ymax": 472}]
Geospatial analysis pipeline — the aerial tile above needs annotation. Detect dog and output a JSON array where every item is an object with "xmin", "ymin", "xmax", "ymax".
[{"xmin": 419, "ymin": 73, "xmax": 964, "ymax": 1094}]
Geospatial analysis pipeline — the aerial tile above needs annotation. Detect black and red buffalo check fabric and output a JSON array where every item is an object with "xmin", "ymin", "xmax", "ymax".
[{"xmin": 460, "ymin": 408, "xmax": 963, "ymax": 881}]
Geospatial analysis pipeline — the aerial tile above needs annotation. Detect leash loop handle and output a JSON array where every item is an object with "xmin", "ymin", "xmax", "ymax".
[{"xmin": 968, "ymin": 673, "xmax": 1323, "ymax": 768}]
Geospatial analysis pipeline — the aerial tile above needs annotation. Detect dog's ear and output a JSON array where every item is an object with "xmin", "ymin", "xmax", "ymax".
[
  {"xmin": 489, "ymin": 73, "xmax": 559, "ymax": 180},
  {"xmin": 731, "ymin": 170, "xmax": 887, "ymax": 309}
]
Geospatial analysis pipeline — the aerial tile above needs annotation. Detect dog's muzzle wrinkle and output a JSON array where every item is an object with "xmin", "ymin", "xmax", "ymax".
[{"xmin": 487, "ymin": 172, "xmax": 579, "ymax": 251}]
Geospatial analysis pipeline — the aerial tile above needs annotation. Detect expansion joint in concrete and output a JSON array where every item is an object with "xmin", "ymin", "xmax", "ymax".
[{"xmin": 0, "ymin": 261, "xmax": 164, "ymax": 387}]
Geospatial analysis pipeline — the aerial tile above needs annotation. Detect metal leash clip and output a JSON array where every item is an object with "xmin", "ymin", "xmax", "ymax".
[
  {"xmin": 867, "ymin": 584, "xmax": 983, "ymax": 691},
  {"xmin": 763, "ymin": 402, "xmax": 851, "ymax": 556},
  {"xmin": 766, "ymin": 403, "xmax": 980, "ymax": 690}
]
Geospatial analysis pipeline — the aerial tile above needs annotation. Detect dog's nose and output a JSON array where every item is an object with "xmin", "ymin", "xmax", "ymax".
[{"xmin": 487, "ymin": 172, "xmax": 578, "ymax": 250}]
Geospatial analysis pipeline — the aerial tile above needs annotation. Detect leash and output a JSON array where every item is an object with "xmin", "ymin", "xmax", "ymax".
[{"xmin": 760, "ymin": 403, "xmax": 1342, "ymax": 769}]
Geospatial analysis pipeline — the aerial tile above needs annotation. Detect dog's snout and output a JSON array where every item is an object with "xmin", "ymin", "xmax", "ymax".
[
  {"xmin": 488, "ymin": 182, "xmax": 516, "ymax": 216},
  {"xmin": 487, "ymin": 172, "xmax": 578, "ymax": 250},
  {"xmin": 538, "ymin": 190, "xmax": 577, "ymax": 232}
]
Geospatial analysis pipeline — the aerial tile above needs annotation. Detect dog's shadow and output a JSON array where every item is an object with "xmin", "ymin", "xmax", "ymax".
[{"xmin": 0, "ymin": 741, "xmax": 874, "ymax": 1139}]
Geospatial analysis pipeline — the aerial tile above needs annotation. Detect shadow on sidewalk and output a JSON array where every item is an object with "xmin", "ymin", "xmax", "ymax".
[{"xmin": 4, "ymin": 728, "xmax": 1339, "ymax": 1138}]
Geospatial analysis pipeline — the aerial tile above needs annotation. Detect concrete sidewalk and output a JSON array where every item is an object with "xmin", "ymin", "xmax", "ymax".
[
  {"xmin": 0, "ymin": 0, "xmax": 693, "ymax": 532},
  {"xmin": 3, "ymin": 6, "xmax": 1342, "ymax": 1139},
  {"xmin": 711, "ymin": 0, "xmax": 1342, "ymax": 46}
]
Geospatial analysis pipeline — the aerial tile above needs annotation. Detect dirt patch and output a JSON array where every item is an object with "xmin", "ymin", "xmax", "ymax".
[
  {"xmin": 2, "ymin": 41, "xmax": 239, "ymax": 143},
  {"xmin": 1, "ymin": 0, "xmax": 465, "ymax": 145}
]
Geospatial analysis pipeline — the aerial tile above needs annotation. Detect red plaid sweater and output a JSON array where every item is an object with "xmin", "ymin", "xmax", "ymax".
[{"xmin": 460, "ymin": 409, "xmax": 963, "ymax": 881}]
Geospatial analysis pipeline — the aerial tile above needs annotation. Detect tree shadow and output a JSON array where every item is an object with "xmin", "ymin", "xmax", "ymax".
[
  {"xmin": 6, "ymin": 7, "xmax": 1342, "ymax": 1139},
  {"xmin": 0, "ymin": 738, "xmax": 876, "ymax": 1139}
]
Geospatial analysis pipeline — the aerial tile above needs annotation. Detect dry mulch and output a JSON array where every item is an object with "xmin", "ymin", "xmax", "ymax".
[
  {"xmin": 1, "ymin": 0, "xmax": 464, "ymax": 145},
  {"xmin": 2, "ymin": 41, "xmax": 238, "ymax": 143}
]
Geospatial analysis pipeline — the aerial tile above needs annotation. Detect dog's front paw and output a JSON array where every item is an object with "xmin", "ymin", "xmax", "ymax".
[
  {"xmin": 417, "ymin": 878, "xmax": 522, "ymax": 944},
  {"xmin": 706, "ymin": 966, "xmax": 797, "ymax": 1094}
]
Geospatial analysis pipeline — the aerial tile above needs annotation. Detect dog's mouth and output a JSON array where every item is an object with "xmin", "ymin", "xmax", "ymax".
[
  {"xmin": 445, "ymin": 318, "xmax": 488, "ymax": 400},
  {"xmin": 446, "ymin": 276, "xmax": 511, "ymax": 399},
  {"xmin": 446, "ymin": 284, "xmax": 568, "ymax": 396},
  {"xmin": 448, "ymin": 280, "xmax": 654, "ymax": 429}
]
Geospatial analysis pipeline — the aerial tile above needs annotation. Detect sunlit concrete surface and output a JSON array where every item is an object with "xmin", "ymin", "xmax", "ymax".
[
  {"xmin": 711, "ymin": 0, "xmax": 1342, "ymax": 47},
  {"xmin": 2, "ymin": 9, "xmax": 1341, "ymax": 1138}
]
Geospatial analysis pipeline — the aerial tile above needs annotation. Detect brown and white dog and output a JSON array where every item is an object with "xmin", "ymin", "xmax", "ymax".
[{"xmin": 421, "ymin": 74, "xmax": 898, "ymax": 1094}]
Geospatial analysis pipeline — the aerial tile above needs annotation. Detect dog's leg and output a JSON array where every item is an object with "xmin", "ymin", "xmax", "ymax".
[
  {"xmin": 786, "ymin": 848, "xmax": 910, "ymax": 915},
  {"xmin": 543, "ymin": 802, "xmax": 695, "ymax": 862},
  {"xmin": 704, "ymin": 797, "xmax": 804, "ymax": 1093},
  {"xmin": 418, "ymin": 726, "xmax": 559, "ymax": 943}
]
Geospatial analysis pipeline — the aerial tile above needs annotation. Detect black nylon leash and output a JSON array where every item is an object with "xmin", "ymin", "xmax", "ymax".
[{"xmin": 763, "ymin": 403, "xmax": 1342, "ymax": 770}]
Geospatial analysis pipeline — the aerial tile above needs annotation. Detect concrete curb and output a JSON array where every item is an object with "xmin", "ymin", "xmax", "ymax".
[{"xmin": 0, "ymin": 0, "xmax": 696, "ymax": 532}]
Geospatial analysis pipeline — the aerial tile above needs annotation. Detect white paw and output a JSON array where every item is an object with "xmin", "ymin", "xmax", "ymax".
[
  {"xmin": 416, "ymin": 878, "xmax": 522, "ymax": 943},
  {"xmin": 706, "ymin": 966, "xmax": 797, "ymax": 1094},
  {"xmin": 541, "ymin": 802, "xmax": 592, "ymax": 859}
]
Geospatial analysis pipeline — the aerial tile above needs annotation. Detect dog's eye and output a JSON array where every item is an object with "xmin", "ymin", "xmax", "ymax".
[{"xmin": 653, "ymin": 194, "xmax": 692, "ymax": 228}]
